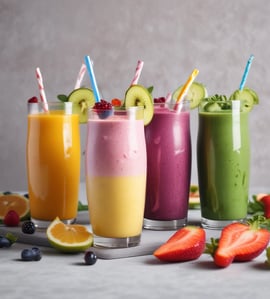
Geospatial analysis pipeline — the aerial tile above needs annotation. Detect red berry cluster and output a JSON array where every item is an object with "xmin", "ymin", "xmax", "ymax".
[
  {"xmin": 93, "ymin": 99, "xmax": 112, "ymax": 110},
  {"xmin": 154, "ymin": 97, "xmax": 166, "ymax": 103}
]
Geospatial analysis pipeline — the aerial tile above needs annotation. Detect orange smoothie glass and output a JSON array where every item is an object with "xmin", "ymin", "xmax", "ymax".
[
  {"xmin": 85, "ymin": 107, "xmax": 147, "ymax": 248},
  {"xmin": 26, "ymin": 102, "xmax": 81, "ymax": 228}
]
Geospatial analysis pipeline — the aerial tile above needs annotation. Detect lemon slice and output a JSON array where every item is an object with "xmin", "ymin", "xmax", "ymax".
[
  {"xmin": 172, "ymin": 82, "xmax": 208, "ymax": 109},
  {"xmin": 0, "ymin": 193, "xmax": 30, "ymax": 221},
  {"xmin": 46, "ymin": 217, "xmax": 93, "ymax": 253},
  {"xmin": 229, "ymin": 87, "xmax": 259, "ymax": 111}
]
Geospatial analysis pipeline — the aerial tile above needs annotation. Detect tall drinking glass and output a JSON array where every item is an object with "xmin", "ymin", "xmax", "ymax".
[
  {"xmin": 85, "ymin": 107, "xmax": 147, "ymax": 248},
  {"xmin": 143, "ymin": 101, "xmax": 191, "ymax": 230},
  {"xmin": 197, "ymin": 99, "xmax": 250, "ymax": 229},
  {"xmin": 26, "ymin": 102, "xmax": 81, "ymax": 228}
]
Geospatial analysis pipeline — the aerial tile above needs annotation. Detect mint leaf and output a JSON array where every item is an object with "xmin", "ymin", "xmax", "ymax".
[
  {"xmin": 248, "ymin": 196, "xmax": 264, "ymax": 215},
  {"xmin": 57, "ymin": 94, "xmax": 68, "ymax": 102},
  {"xmin": 147, "ymin": 86, "xmax": 154, "ymax": 95}
]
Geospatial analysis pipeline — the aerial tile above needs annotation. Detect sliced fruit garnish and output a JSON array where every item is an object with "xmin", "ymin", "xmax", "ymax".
[
  {"xmin": 46, "ymin": 217, "xmax": 93, "ymax": 253},
  {"xmin": 153, "ymin": 226, "xmax": 206, "ymax": 262},
  {"xmin": 68, "ymin": 88, "xmax": 95, "ymax": 123},
  {"xmin": 206, "ymin": 216, "xmax": 270, "ymax": 268},
  {"xmin": 124, "ymin": 84, "xmax": 154, "ymax": 125},
  {"xmin": 172, "ymin": 82, "xmax": 207, "ymax": 109},
  {"xmin": 0, "ymin": 193, "xmax": 30, "ymax": 221},
  {"xmin": 229, "ymin": 87, "xmax": 259, "ymax": 112}
]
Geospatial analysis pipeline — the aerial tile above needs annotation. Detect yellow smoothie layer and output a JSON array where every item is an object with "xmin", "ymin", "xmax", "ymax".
[{"xmin": 86, "ymin": 175, "xmax": 146, "ymax": 238}]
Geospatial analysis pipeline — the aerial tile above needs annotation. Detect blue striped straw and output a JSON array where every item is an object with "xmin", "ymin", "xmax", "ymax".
[
  {"xmin": 239, "ymin": 54, "xmax": 254, "ymax": 91},
  {"xmin": 84, "ymin": 55, "xmax": 101, "ymax": 102}
]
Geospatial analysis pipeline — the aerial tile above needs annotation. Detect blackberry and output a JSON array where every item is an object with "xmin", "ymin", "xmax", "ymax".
[
  {"xmin": 22, "ymin": 221, "xmax": 36, "ymax": 234},
  {"xmin": 84, "ymin": 251, "xmax": 97, "ymax": 265}
]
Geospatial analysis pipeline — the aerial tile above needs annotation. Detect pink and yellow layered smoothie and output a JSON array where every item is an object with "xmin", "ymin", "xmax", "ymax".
[{"xmin": 85, "ymin": 113, "xmax": 147, "ymax": 238}]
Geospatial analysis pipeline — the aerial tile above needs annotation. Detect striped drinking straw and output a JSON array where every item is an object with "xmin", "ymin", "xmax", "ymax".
[
  {"xmin": 130, "ymin": 60, "xmax": 144, "ymax": 85},
  {"xmin": 35, "ymin": 67, "xmax": 49, "ymax": 112},
  {"xmin": 74, "ymin": 63, "xmax": 87, "ymax": 89}
]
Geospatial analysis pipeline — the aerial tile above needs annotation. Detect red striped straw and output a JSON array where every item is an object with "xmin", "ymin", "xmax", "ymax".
[
  {"xmin": 165, "ymin": 92, "xmax": 172, "ymax": 103},
  {"xmin": 35, "ymin": 67, "xmax": 49, "ymax": 112},
  {"xmin": 74, "ymin": 63, "xmax": 86, "ymax": 89},
  {"xmin": 130, "ymin": 60, "xmax": 144, "ymax": 85}
]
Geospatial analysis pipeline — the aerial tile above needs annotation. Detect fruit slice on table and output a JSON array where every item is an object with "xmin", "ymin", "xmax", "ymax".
[
  {"xmin": 46, "ymin": 217, "xmax": 93, "ymax": 253},
  {"xmin": 154, "ymin": 226, "xmax": 206, "ymax": 262},
  {"xmin": 172, "ymin": 82, "xmax": 207, "ymax": 109},
  {"xmin": 68, "ymin": 88, "xmax": 95, "ymax": 123},
  {"xmin": 229, "ymin": 87, "xmax": 259, "ymax": 112},
  {"xmin": 0, "ymin": 193, "xmax": 30, "ymax": 221},
  {"xmin": 124, "ymin": 84, "xmax": 154, "ymax": 125},
  {"xmin": 206, "ymin": 218, "xmax": 270, "ymax": 268}
]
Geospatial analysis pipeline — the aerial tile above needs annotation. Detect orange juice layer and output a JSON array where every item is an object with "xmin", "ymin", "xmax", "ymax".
[
  {"xmin": 27, "ymin": 113, "xmax": 80, "ymax": 220},
  {"xmin": 86, "ymin": 175, "xmax": 146, "ymax": 238}
]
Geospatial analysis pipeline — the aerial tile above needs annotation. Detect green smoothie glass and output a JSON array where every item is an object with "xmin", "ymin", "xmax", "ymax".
[{"xmin": 197, "ymin": 98, "xmax": 250, "ymax": 229}]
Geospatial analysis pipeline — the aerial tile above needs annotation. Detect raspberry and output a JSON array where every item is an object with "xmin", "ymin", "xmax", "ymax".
[
  {"xmin": 28, "ymin": 96, "xmax": 39, "ymax": 103},
  {"xmin": 22, "ymin": 221, "xmax": 36, "ymax": 234},
  {"xmin": 154, "ymin": 97, "xmax": 166, "ymax": 103},
  {"xmin": 3, "ymin": 210, "xmax": 20, "ymax": 227}
]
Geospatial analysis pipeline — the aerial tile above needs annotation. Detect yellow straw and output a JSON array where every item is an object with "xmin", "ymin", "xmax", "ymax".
[{"xmin": 176, "ymin": 68, "xmax": 199, "ymax": 103}]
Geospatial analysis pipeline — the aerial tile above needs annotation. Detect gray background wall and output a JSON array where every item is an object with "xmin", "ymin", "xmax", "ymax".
[{"xmin": 0, "ymin": 0, "xmax": 269, "ymax": 191}]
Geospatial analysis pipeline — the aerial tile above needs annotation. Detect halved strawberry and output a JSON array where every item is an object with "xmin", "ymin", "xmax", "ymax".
[
  {"xmin": 259, "ymin": 195, "xmax": 270, "ymax": 218},
  {"xmin": 153, "ymin": 226, "xmax": 206, "ymax": 262},
  {"xmin": 213, "ymin": 218, "xmax": 270, "ymax": 268}
]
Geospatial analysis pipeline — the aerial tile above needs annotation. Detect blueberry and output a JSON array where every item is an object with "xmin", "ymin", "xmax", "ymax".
[
  {"xmin": 22, "ymin": 221, "xmax": 36, "ymax": 234},
  {"xmin": 23, "ymin": 193, "xmax": 29, "ymax": 198},
  {"xmin": 0, "ymin": 236, "xmax": 11, "ymax": 248},
  {"xmin": 31, "ymin": 247, "xmax": 42, "ymax": 261},
  {"xmin": 21, "ymin": 249, "xmax": 34, "ymax": 261},
  {"xmin": 84, "ymin": 251, "xmax": 97, "ymax": 265}
]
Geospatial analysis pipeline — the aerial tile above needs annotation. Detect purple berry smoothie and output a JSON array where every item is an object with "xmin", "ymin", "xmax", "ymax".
[{"xmin": 144, "ymin": 101, "xmax": 191, "ymax": 229}]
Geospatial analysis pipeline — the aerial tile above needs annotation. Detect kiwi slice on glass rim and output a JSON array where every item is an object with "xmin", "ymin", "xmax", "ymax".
[
  {"xmin": 229, "ymin": 87, "xmax": 259, "ymax": 112},
  {"xmin": 124, "ymin": 85, "xmax": 154, "ymax": 125},
  {"xmin": 68, "ymin": 88, "xmax": 95, "ymax": 123}
]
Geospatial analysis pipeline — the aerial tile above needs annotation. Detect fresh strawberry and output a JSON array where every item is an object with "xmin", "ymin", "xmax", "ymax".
[
  {"xmin": 3, "ymin": 210, "xmax": 20, "ymax": 227},
  {"xmin": 212, "ymin": 217, "xmax": 270, "ymax": 268},
  {"xmin": 259, "ymin": 195, "xmax": 270, "ymax": 218},
  {"xmin": 153, "ymin": 226, "xmax": 206, "ymax": 262},
  {"xmin": 111, "ymin": 98, "xmax": 122, "ymax": 107}
]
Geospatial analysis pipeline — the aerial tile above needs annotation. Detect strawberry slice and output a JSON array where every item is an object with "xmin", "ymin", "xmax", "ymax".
[
  {"xmin": 259, "ymin": 195, "xmax": 270, "ymax": 218},
  {"xmin": 213, "ymin": 218, "xmax": 270, "ymax": 268},
  {"xmin": 153, "ymin": 226, "xmax": 206, "ymax": 262}
]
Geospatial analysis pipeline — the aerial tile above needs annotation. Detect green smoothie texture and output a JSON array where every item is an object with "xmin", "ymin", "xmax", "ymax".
[{"xmin": 197, "ymin": 109, "xmax": 250, "ymax": 220}]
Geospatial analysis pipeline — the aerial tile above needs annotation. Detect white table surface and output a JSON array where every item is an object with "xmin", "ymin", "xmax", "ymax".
[{"xmin": 1, "ymin": 184, "xmax": 269, "ymax": 299}]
